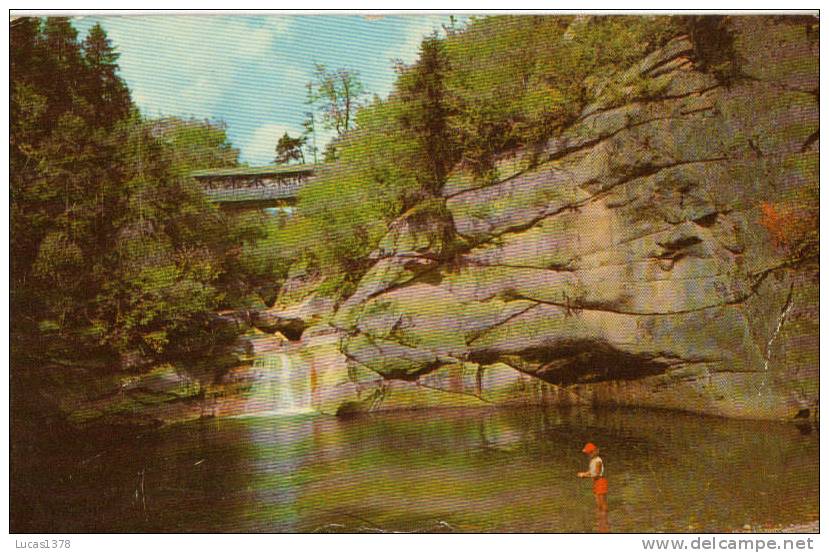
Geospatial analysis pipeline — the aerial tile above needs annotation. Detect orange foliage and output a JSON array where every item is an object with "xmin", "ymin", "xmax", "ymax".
[{"xmin": 759, "ymin": 201, "xmax": 818, "ymax": 252}]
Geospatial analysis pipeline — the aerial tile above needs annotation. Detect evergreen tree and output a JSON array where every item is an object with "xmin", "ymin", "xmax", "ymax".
[
  {"xmin": 397, "ymin": 34, "xmax": 458, "ymax": 196},
  {"xmin": 40, "ymin": 17, "xmax": 85, "ymax": 120},
  {"xmin": 82, "ymin": 22, "xmax": 131, "ymax": 126},
  {"xmin": 11, "ymin": 17, "xmax": 250, "ymax": 367},
  {"xmin": 274, "ymin": 131, "xmax": 306, "ymax": 164}
]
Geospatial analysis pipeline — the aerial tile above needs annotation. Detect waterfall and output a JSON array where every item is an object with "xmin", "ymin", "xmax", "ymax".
[{"xmin": 244, "ymin": 335, "xmax": 312, "ymax": 416}]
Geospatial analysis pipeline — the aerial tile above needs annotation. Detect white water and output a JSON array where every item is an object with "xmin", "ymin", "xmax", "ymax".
[{"xmin": 243, "ymin": 336, "xmax": 312, "ymax": 416}]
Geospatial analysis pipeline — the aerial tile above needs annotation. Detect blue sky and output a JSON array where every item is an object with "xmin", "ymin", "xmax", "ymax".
[{"xmin": 73, "ymin": 15, "xmax": 458, "ymax": 165}]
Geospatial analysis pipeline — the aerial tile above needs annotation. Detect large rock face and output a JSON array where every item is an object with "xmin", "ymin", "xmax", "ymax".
[{"xmin": 326, "ymin": 17, "xmax": 819, "ymax": 420}]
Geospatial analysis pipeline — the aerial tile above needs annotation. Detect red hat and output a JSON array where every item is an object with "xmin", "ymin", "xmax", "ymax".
[{"xmin": 582, "ymin": 442, "xmax": 598, "ymax": 454}]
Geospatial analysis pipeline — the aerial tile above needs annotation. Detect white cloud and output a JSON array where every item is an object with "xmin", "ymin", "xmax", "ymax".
[
  {"xmin": 83, "ymin": 15, "xmax": 297, "ymax": 119},
  {"xmin": 242, "ymin": 123, "xmax": 305, "ymax": 165}
]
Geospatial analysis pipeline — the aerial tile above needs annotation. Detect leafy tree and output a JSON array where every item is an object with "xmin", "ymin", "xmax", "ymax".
[
  {"xmin": 274, "ymin": 131, "xmax": 307, "ymax": 164},
  {"xmin": 760, "ymin": 200, "xmax": 819, "ymax": 259},
  {"xmin": 152, "ymin": 116, "xmax": 240, "ymax": 172},
  {"xmin": 308, "ymin": 63, "xmax": 366, "ymax": 141},
  {"xmin": 287, "ymin": 97, "xmax": 421, "ymax": 291}
]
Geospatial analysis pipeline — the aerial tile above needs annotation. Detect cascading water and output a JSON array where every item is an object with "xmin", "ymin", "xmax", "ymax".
[{"xmin": 243, "ymin": 335, "xmax": 312, "ymax": 416}]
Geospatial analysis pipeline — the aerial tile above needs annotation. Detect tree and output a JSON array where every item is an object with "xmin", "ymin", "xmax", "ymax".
[
  {"xmin": 82, "ymin": 22, "xmax": 131, "ymax": 126},
  {"xmin": 152, "ymin": 116, "xmax": 240, "ymax": 171},
  {"xmin": 308, "ymin": 63, "xmax": 366, "ymax": 138},
  {"xmin": 274, "ymin": 131, "xmax": 307, "ymax": 164},
  {"xmin": 759, "ymin": 201, "xmax": 819, "ymax": 258},
  {"xmin": 303, "ymin": 82, "xmax": 319, "ymax": 164},
  {"xmin": 396, "ymin": 33, "xmax": 458, "ymax": 196},
  {"xmin": 39, "ymin": 17, "xmax": 87, "ymax": 122},
  {"xmin": 10, "ymin": 17, "xmax": 253, "ymax": 367}
]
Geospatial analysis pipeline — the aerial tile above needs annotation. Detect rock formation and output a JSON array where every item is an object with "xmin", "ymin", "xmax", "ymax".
[{"xmin": 304, "ymin": 17, "xmax": 818, "ymax": 420}]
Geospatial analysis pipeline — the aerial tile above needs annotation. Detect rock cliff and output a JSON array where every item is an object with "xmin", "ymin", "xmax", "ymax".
[{"xmin": 303, "ymin": 17, "xmax": 818, "ymax": 420}]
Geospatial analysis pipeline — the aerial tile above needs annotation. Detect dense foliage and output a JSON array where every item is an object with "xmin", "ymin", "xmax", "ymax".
[
  {"xmin": 10, "ymin": 17, "xmax": 259, "ymax": 367},
  {"xmin": 152, "ymin": 116, "xmax": 241, "ymax": 171},
  {"xmin": 276, "ymin": 15, "xmax": 685, "ymax": 297}
]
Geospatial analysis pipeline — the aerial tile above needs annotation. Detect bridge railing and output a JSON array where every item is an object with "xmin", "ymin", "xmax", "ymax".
[{"xmin": 190, "ymin": 164, "xmax": 316, "ymax": 206}]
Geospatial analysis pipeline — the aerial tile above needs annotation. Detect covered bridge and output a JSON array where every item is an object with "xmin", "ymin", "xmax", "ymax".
[{"xmin": 190, "ymin": 164, "xmax": 316, "ymax": 209}]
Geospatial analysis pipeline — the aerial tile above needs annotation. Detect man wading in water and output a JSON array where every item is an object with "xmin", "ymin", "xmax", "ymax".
[{"xmin": 578, "ymin": 442, "xmax": 609, "ymax": 531}]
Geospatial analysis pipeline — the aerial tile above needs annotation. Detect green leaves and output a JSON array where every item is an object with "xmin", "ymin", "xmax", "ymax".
[
  {"xmin": 274, "ymin": 131, "xmax": 307, "ymax": 165},
  {"xmin": 308, "ymin": 63, "xmax": 366, "ymax": 139},
  {"xmin": 152, "ymin": 116, "xmax": 241, "ymax": 173},
  {"xmin": 11, "ymin": 18, "xmax": 249, "ymax": 364}
]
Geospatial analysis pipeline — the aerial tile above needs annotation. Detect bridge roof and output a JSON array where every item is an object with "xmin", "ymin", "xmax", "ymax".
[{"xmin": 189, "ymin": 163, "xmax": 317, "ymax": 179}]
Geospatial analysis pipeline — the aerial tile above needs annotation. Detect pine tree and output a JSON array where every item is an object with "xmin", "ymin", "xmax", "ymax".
[
  {"xmin": 40, "ymin": 17, "xmax": 85, "ymax": 120},
  {"xmin": 397, "ymin": 34, "xmax": 458, "ymax": 196},
  {"xmin": 274, "ymin": 132, "xmax": 306, "ymax": 164},
  {"xmin": 82, "ymin": 23, "xmax": 131, "ymax": 126}
]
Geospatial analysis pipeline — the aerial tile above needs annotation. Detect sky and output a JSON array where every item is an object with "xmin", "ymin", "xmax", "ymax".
[{"xmin": 72, "ymin": 14, "xmax": 458, "ymax": 165}]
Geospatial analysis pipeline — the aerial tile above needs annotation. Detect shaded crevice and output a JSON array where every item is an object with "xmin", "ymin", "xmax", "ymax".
[
  {"xmin": 478, "ymin": 289, "xmax": 750, "ymax": 320},
  {"xmin": 360, "ymin": 260, "xmax": 442, "ymax": 304},
  {"xmin": 502, "ymin": 343, "xmax": 672, "ymax": 387},
  {"xmin": 338, "ymin": 346, "xmax": 422, "ymax": 382},
  {"xmin": 249, "ymin": 311, "xmax": 307, "ymax": 341},
  {"xmin": 694, "ymin": 212, "xmax": 719, "ymax": 227},
  {"xmin": 458, "ymin": 259, "xmax": 576, "ymax": 272},
  {"xmin": 343, "ymin": 334, "xmax": 449, "ymax": 383},
  {"xmin": 658, "ymin": 235, "xmax": 703, "ymax": 251},
  {"xmin": 800, "ymin": 129, "xmax": 819, "ymax": 152}
]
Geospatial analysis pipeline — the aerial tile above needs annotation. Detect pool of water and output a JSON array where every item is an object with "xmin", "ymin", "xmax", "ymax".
[{"xmin": 11, "ymin": 406, "xmax": 818, "ymax": 533}]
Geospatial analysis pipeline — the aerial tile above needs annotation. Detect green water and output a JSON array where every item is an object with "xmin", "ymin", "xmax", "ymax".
[{"xmin": 12, "ymin": 407, "xmax": 818, "ymax": 533}]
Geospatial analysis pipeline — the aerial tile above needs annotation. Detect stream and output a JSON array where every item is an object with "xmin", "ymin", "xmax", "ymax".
[{"xmin": 11, "ymin": 340, "xmax": 819, "ymax": 533}]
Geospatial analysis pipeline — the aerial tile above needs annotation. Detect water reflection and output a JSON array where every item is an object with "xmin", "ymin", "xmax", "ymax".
[{"xmin": 12, "ymin": 406, "xmax": 819, "ymax": 533}]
